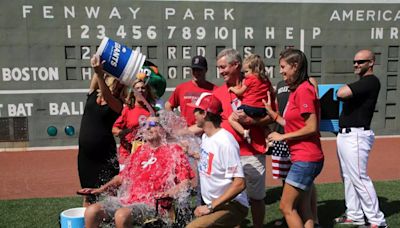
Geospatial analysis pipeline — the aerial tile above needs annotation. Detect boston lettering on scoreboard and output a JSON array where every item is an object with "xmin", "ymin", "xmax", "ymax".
[{"xmin": 0, "ymin": 0, "xmax": 399, "ymax": 148}]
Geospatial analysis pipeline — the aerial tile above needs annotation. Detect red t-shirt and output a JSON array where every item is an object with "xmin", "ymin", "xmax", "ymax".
[
  {"xmin": 168, "ymin": 80, "xmax": 217, "ymax": 126},
  {"xmin": 242, "ymin": 74, "xmax": 272, "ymax": 108},
  {"xmin": 213, "ymin": 84, "xmax": 266, "ymax": 156},
  {"xmin": 119, "ymin": 144, "xmax": 195, "ymax": 206},
  {"xmin": 283, "ymin": 81, "xmax": 324, "ymax": 162},
  {"xmin": 113, "ymin": 106, "xmax": 150, "ymax": 164}
]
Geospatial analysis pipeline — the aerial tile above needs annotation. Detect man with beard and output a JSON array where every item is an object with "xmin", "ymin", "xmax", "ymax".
[
  {"xmin": 80, "ymin": 116, "xmax": 195, "ymax": 228},
  {"xmin": 334, "ymin": 50, "xmax": 387, "ymax": 228}
]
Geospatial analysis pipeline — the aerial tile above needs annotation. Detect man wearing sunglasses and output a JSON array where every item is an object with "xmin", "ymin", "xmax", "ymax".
[
  {"xmin": 334, "ymin": 50, "xmax": 387, "ymax": 228},
  {"xmin": 80, "ymin": 116, "xmax": 195, "ymax": 228}
]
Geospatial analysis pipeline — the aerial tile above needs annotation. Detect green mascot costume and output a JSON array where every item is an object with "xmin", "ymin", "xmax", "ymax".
[{"xmin": 136, "ymin": 60, "xmax": 166, "ymax": 98}]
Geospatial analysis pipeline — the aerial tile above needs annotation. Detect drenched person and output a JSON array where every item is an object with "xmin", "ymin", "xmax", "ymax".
[
  {"xmin": 79, "ymin": 115, "xmax": 195, "ymax": 228},
  {"xmin": 112, "ymin": 79, "xmax": 156, "ymax": 169}
]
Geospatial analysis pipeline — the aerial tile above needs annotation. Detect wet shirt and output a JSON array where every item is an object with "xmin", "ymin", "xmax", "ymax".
[
  {"xmin": 284, "ymin": 81, "xmax": 323, "ymax": 162},
  {"xmin": 118, "ymin": 144, "xmax": 195, "ymax": 206}
]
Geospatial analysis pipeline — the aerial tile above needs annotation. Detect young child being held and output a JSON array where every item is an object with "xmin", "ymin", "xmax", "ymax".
[{"xmin": 228, "ymin": 54, "xmax": 275, "ymax": 144}]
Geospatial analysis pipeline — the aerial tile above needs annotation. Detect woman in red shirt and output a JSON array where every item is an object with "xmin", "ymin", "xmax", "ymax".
[
  {"xmin": 112, "ymin": 79, "xmax": 157, "ymax": 169},
  {"xmin": 264, "ymin": 49, "xmax": 324, "ymax": 228}
]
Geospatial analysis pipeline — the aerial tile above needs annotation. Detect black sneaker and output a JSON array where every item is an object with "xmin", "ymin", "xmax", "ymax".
[{"xmin": 314, "ymin": 223, "xmax": 323, "ymax": 228}]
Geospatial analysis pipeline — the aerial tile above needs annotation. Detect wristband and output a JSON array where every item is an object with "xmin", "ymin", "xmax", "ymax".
[{"xmin": 273, "ymin": 114, "xmax": 278, "ymax": 122}]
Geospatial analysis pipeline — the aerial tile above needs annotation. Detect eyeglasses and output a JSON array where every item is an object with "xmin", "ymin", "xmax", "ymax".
[{"xmin": 353, "ymin": 59, "xmax": 371, "ymax": 65}]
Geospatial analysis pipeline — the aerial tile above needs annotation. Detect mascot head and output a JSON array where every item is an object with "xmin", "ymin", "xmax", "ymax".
[{"xmin": 136, "ymin": 61, "xmax": 166, "ymax": 98}]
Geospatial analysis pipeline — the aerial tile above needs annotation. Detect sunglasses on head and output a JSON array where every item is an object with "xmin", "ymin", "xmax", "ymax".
[{"xmin": 353, "ymin": 59, "xmax": 371, "ymax": 65}]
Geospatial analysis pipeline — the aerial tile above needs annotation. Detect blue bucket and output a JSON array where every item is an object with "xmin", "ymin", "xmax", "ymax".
[
  {"xmin": 60, "ymin": 207, "xmax": 86, "ymax": 228},
  {"xmin": 96, "ymin": 37, "xmax": 146, "ymax": 86}
]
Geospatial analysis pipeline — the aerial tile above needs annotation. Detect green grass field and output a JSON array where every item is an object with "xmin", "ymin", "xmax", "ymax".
[{"xmin": 0, "ymin": 180, "xmax": 398, "ymax": 227}]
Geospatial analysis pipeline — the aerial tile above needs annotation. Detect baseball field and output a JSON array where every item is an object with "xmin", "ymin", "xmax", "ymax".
[{"xmin": 1, "ymin": 137, "xmax": 399, "ymax": 227}]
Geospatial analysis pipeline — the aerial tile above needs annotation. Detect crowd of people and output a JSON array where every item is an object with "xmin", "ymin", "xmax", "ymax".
[{"xmin": 76, "ymin": 48, "xmax": 387, "ymax": 228}]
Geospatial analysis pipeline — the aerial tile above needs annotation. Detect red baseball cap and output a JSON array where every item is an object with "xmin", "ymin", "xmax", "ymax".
[{"xmin": 188, "ymin": 92, "xmax": 222, "ymax": 115}]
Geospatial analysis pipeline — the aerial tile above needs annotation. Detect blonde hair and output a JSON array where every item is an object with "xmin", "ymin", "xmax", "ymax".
[
  {"xmin": 243, "ymin": 54, "xmax": 268, "ymax": 81},
  {"xmin": 125, "ymin": 79, "xmax": 157, "ymax": 108},
  {"xmin": 105, "ymin": 76, "xmax": 118, "ymax": 90}
]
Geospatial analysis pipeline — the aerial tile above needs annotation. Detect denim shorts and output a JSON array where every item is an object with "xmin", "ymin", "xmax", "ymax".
[{"xmin": 285, "ymin": 161, "xmax": 323, "ymax": 191}]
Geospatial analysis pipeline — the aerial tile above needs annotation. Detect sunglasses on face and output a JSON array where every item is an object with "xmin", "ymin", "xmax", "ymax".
[
  {"xmin": 145, "ymin": 121, "xmax": 160, "ymax": 128},
  {"xmin": 353, "ymin": 59, "xmax": 371, "ymax": 65}
]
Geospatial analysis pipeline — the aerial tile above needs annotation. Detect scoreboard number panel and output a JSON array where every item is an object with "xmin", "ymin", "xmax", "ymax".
[{"xmin": 0, "ymin": 0, "xmax": 399, "ymax": 147}]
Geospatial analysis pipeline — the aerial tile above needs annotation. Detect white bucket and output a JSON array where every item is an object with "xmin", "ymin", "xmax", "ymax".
[
  {"xmin": 96, "ymin": 37, "xmax": 146, "ymax": 86},
  {"xmin": 60, "ymin": 207, "xmax": 86, "ymax": 228}
]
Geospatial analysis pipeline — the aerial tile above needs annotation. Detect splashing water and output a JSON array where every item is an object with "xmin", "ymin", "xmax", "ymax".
[{"xmin": 101, "ymin": 110, "xmax": 200, "ymax": 226}]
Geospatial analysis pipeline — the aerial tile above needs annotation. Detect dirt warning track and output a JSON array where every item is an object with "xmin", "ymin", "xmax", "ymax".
[{"xmin": 0, "ymin": 137, "xmax": 399, "ymax": 200}]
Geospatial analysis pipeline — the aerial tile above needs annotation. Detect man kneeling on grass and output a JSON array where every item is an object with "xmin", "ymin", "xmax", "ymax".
[
  {"xmin": 78, "ymin": 116, "xmax": 195, "ymax": 228},
  {"xmin": 186, "ymin": 93, "xmax": 249, "ymax": 228}
]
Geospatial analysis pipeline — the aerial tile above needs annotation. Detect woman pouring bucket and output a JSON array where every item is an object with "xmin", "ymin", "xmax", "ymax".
[
  {"xmin": 76, "ymin": 37, "xmax": 166, "ymax": 210},
  {"xmin": 95, "ymin": 36, "xmax": 166, "ymax": 110}
]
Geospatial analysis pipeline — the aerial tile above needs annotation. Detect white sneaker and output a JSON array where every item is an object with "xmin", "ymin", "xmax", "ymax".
[{"xmin": 334, "ymin": 215, "xmax": 365, "ymax": 225}]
